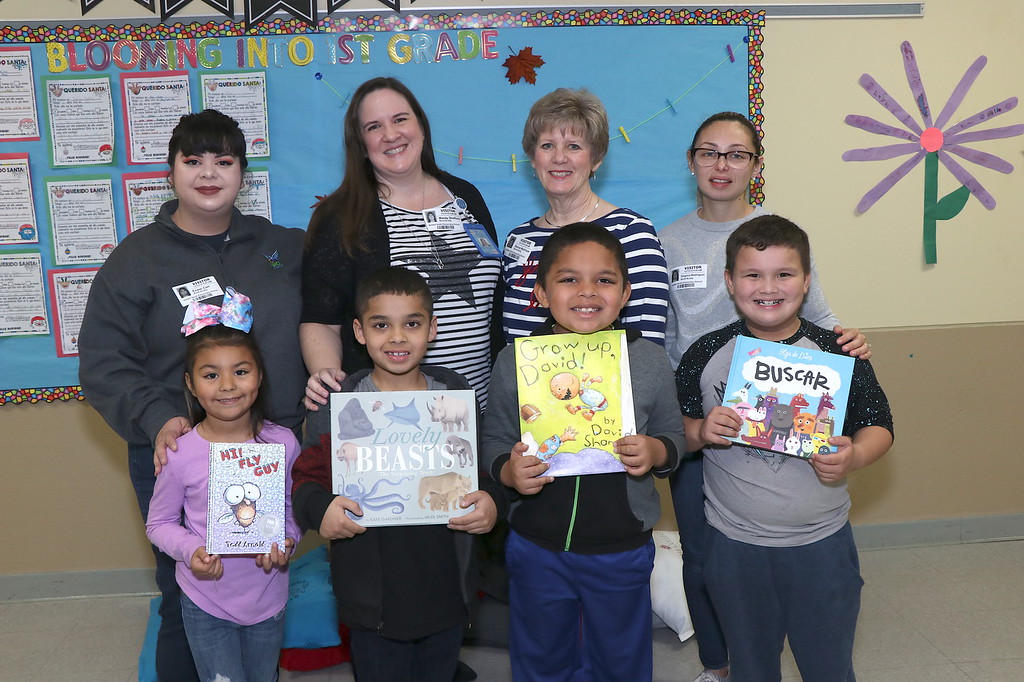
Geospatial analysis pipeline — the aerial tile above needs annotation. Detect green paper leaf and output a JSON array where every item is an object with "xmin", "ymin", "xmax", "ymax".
[{"xmin": 926, "ymin": 185, "xmax": 970, "ymax": 221}]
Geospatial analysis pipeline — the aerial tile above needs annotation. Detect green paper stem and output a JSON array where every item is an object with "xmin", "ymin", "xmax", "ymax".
[
  {"xmin": 923, "ymin": 152, "xmax": 938, "ymax": 264},
  {"xmin": 922, "ymin": 152, "xmax": 970, "ymax": 264}
]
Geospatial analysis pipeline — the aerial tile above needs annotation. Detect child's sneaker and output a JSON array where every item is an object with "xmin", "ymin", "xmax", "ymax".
[{"xmin": 692, "ymin": 671, "xmax": 729, "ymax": 682}]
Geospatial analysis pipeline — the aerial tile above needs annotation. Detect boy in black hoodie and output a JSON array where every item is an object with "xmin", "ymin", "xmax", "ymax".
[{"xmin": 292, "ymin": 267, "xmax": 505, "ymax": 682}]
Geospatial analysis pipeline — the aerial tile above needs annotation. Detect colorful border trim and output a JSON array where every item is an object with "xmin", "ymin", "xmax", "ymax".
[
  {"xmin": 1, "ymin": 8, "xmax": 764, "ymax": 405},
  {"xmin": 1, "ymin": 9, "xmax": 764, "ymax": 41},
  {"xmin": 1, "ymin": 386, "xmax": 84, "ymax": 405}
]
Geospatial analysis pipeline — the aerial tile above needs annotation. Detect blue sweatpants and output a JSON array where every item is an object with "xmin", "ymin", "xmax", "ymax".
[
  {"xmin": 704, "ymin": 523, "xmax": 863, "ymax": 682},
  {"xmin": 506, "ymin": 530, "xmax": 655, "ymax": 682}
]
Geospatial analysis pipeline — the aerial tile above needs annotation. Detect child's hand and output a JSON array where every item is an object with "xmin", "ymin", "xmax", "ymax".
[
  {"xmin": 447, "ymin": 490, "xmax": 498, "ymax": 534},
  {"xmin": 303, "ymin": 368, "xmax": 346, "ymax": 411},
  {"xmin": 319, "ymin": 496, "xmax": 366, "ymax": 539},
  {"xmin": 255, "ymin": 538, "xmax": 294, "ymax": 571},
  {"xmin": 154, "ymin": 416, "xmax": 192, "ymax": 474},
  {"xmin": 501, "ymin": 441, "xmax": 553, "ymax": 495},
  {"xmin": 834, "ymin": 325, "xmax": 871, "ymax": 360},
  {"xmin": 189, "ymin": 547, "xmax": 223, "ymax": 580},
  {"xmin": 698, "ymin": 407, "xmax": 743, "ymax": 447},
  {"xmin": 614, "ymin": 434, "xmax": 667, "ymax": 476},
  {"xmin": 811, "ymin": 436, "xmax": 856, "ymax": 483}
]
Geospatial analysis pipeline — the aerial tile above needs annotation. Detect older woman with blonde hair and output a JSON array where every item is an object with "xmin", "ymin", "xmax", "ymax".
[{"xmin": 501, "ymin": 87, "xmax": 668, "ymax": 342}]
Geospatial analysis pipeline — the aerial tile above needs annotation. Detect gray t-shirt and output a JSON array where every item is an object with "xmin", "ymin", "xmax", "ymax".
[{"xmin": 675, "ymin": 319, "xmax": 893, "ymax": 547}]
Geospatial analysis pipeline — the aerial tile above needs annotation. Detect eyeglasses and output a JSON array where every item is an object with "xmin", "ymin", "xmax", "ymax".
[{"xmin": 691, "ymin": 148, "xmax": 758, "ymax": 168}]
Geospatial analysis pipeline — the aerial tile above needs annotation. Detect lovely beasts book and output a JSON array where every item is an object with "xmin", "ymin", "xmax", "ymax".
[
  {"xmin": 207, "ymin": 442, "xmax": 287, "ymax": 555},
  {"xmin": 721, "ymin": 335, "xmax": 855, "ymax": 458},
  {"xmin": 514, "ymin": 329, "xmax": 636, "ymax": 476},
  {"xmin": 329, "ymin": 389, "xmax": 478, "ymax": 527}
]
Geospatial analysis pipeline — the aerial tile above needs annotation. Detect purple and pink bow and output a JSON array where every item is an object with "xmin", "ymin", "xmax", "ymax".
[{"xmin": 181, "ymin": 287, "xmax": 253, "ymax": 336}]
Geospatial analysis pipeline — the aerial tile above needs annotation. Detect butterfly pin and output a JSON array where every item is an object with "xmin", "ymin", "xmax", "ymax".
[{"xmin": 260, "ymin": 250, "xmax": 283, "ymax": 269}]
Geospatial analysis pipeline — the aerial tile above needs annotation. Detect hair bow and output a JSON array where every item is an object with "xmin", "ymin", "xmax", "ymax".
[{"xmin": 181, "ymin": 287, "xmax": 253, "ymax": 336}]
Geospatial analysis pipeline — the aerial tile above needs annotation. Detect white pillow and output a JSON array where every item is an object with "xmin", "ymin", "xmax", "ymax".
[{"xmin": 650, "ymin": 530, "xmax": 694, "ymax": 642}]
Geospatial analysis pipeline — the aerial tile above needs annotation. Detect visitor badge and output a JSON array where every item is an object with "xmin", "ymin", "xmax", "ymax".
[
  {"xmin": 464, "ymin": 223, "xmax": 501, "ymax": 258},
  {"xmin": 173, "ymin": 276, "xmax": 223, "ymax": 306},
  {"xmin": 504, "ymin": 234, "xmax": 535, "ymax": 264},
  {"xmin": 424, "ymin": 205, "xmax": 462, "ymax": 231},
  {"xmin": 670, "ymin": 264, "xmax": 708, "ymax": 290}
]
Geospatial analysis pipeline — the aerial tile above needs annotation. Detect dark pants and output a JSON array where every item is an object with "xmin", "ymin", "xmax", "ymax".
[
  {"xmin": 669, "ymin": 454, "xmax": 729, "ymax": 670},
  {"xmin": 705, "ymin": 523, "xmax": 863, "ymax": 682},
  {"xmin": 128, "ymin": 443, "xmax": 200, "ymax": 682},
  {"xmin": 349, "ymin": 623, "xmax": 463, "ymax": 682},
  {"xmin": 506, "ymin": 530, "xmax": 655, "ymax": 682}
]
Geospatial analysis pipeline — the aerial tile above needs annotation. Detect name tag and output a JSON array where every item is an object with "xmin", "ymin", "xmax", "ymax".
[
  {"xmin": 671, "ymin": 264, "xmax": 708, "ymax": 290},
  {"xmin": 504, "ymin": 234, "xmax": 535, "ymax": 264},
  {"xmin": 173, "ymin": 276, "xmax": 223, "ymax": 305}
]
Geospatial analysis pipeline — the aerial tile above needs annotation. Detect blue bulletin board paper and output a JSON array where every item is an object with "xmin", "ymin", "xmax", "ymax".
[{"xmin": 0, "ymin": 9, "xmax": 764, "ymax": 403}]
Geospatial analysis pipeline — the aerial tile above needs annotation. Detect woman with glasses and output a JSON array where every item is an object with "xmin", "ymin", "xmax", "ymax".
[{"xmin": 660, "ymin": 111, "xmax": 869, "ymax": 682}]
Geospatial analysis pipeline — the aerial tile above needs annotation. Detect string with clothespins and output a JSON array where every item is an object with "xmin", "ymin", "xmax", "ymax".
[{"xmin": 313, "ymin": 39, "xmax": 749, "ymax": 170}]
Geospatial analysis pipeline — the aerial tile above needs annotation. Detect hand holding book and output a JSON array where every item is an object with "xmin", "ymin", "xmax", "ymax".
[
  {"xmin": 613, "ymin": 434, "xmax": 669, "ymax": 476},
  {"xmin": 318, "ymin": 497, "xmax": 368, "ymax": 540},
  {"xmin": 446, "ymin": 490, "xmax": 498, "ymax": 534},
  {"xmin": 255, "ymin": 538, "xmax": 294, "ymax": 571},
  {"xmin": 685, "ymin": 406, "xmax": 743, "ymax": 451},
  {"xmin": 810, "ymin": 426, "xmax": 892, "ymax": 484},
  {"xmin": 501, "ymin": 441, "xmax": 553, "ymax": 495},
  {"xmin": 189, "ymin": 546, "xmax": 223, "ymax": 580}
]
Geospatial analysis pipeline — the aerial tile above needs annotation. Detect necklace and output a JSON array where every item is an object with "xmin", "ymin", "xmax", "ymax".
[
  {"xmin": 378, "ymin": 174, "xmax": 428, "ymax": 211},
  {"xmin": 544, "ymin": 196, "xmax": 601, "ymax": 228}
]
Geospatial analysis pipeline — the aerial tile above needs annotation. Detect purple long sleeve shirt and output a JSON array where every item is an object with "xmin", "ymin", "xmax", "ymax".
[{"xmin": 146, "ymin": 423, "xmax": 300, "ymax": 625}]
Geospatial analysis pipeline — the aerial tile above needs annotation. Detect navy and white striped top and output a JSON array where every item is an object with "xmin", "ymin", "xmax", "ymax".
[
  {"xmin": 500, "ymin": 208, "xmax": 669, "ymax": 344},
  {"xmin": 384, "ymin": 199, "xmax": 500, "ymax": 407}
]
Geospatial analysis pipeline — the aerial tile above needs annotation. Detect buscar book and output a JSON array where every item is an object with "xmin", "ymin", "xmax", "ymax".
[
  {"xmin": 207, "ymin": 442, "xmax": 287, "ymax": 555},
  {"xmin": 329, "ymin": 389, "xmax": 478, "ymax": 527},
  {"xmin": 514, "ymin": 329, "xmax": 635, "ymax": 476},
  {"xmin": 721, "ymin": 335, "xmax": 855, "ymax": 458}
]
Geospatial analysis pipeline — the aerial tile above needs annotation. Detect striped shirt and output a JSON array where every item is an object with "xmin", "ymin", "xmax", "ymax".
[
  {"xmin": 383, "ymin": 198, "xmax": 500, "ymax": 407},
  {"xmin": 500, "ymin": 208, "xmax": 669, "ymax": 344}
]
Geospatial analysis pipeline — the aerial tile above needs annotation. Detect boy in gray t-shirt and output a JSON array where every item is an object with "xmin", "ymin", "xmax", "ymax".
[{"xmin": 675, "ymin": 215, "xmax": 893, "ymax": 681}]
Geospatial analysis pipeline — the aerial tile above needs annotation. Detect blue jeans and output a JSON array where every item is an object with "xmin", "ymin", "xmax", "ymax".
[
  {"xmin": 181, "ymin": 593, "xmax": 285, "ymax": 682},
  {"xmin": 128, "ymin": 443, "xmax": 200, "ymax": 682},
  {"xmin": 348, "ymin": 623, "xmax": 463, "ymax": 682},
  {"xmin": 506, "ymin": 531, "xmax": 655, "ymax": 682},
  {"xmin": 668, "ymin": 454, "xmax": 728, "ymax": 671},
  {"xmin": 705, "ymin": 523, "xmax": 862, "ymax": 682}
]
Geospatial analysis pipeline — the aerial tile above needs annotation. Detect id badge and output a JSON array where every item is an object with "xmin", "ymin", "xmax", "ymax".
[
  {"xmin": 173, "ymin": 276, "xmax": 223, "ymax": 305},
  {"xmin": 426, "ymin": 205, "xmax": 463, "ymax": 231},
  {"xmin": 671, "ymin": 264, "xmax": 708, "ymax": 290},
  {"xmin": 464, "ymin": 223, "xmax": 501, "ymax": 258},
  {"xmin": 503, "ymin": 234, "xmax": 535, "ymax": 264}
]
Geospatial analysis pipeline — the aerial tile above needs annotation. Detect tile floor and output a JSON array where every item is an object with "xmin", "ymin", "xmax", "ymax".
[{"xmin": 3, "ymin": 540, "xmax": 1024, "ymax": 681}]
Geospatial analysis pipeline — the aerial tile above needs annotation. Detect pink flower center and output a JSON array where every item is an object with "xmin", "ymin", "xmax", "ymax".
[{"xmin": 920, "ymin": 127, "xmax": 944, "ymax": 153}]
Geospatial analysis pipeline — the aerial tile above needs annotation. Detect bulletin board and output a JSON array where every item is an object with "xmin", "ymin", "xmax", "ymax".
[{"xmin": 0, "ymin": 8, "xmax": 764, "ymax": 404}]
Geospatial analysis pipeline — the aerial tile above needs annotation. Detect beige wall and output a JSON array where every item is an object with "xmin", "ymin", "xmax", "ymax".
[{"xmin": 2, "ymin": 0, "xmax": 1023, "ymax": 575}]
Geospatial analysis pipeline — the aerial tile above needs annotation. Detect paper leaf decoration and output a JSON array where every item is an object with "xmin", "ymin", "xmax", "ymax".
[{"xmin": 503, "ymin": 47, "xmax": 545, "ymax": 85}]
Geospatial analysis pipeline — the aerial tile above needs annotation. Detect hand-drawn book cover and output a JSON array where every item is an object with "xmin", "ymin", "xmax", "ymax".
[
  {"xmin": 721, "ymin": 336, "xmax": 854, "ymax": 458},
  {"xmin": 207, "ymin": 442, "xmax": 287, "ymax": 555},
  {"xmin": 329, "ymin": 389, "xmax": 478, "ymax": 527},
  {"xmin": 514, "ymin": 330, "xmax": 635, "ymax": 476}
]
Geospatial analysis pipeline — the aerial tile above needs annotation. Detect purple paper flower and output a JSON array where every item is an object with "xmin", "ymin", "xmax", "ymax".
[{"xmin": 843, "ymin": 41, "xmax": 1024, "ymax": 263}]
